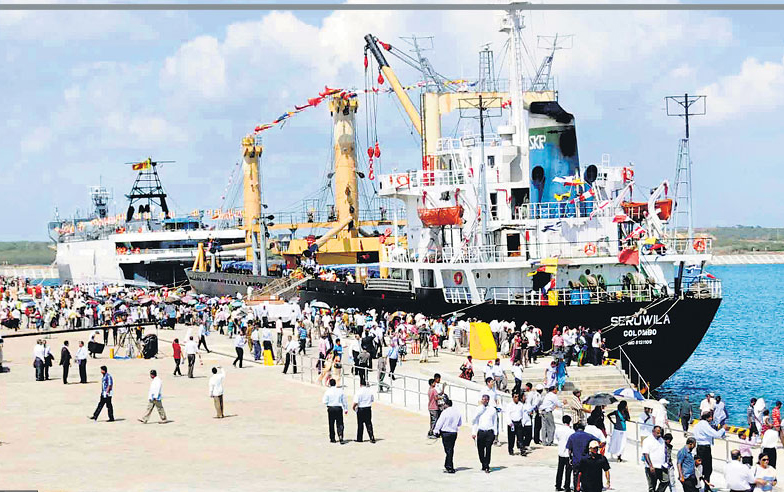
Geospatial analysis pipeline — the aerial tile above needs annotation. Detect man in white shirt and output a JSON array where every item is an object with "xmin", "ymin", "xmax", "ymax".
[
  {"xmin": 642, "ymin": 426, "xmax": 668, "ymax": 492},
  {"xmin": 352, "ymin": 380, "xmax": 375, "ymax": 443},
  {"xmin": 640, "ymin": 406, "xmax": 655, "ymax": 439},
  {"xmin": 261, "ymin": 325, "xmax": 274, "ymax": 361},
  {"xmin": 699, "ymin": 393, "xmax": 714, "ymax": 416},
  {"xmin": 511, "ymin": 360, "xmax": 524, "ymax": 395},
  {"xmin": 322, "ymin": 378, "xmax": 348, "ymax": 443},
  {"xmin": 491, "ymin": 359, "xmax": 505, "ymax": 392},
  {"xmin": 283, "ymin": 335, "xmax": 298, "ymax": 374},
  {"xmin": 505, "ymin": 392, "xmax": 525, "ymax": 455},
  {"xmin": 139, "ymin": 369, "xmax": 168, "ymax": 424},
  {"xmin": 725, "ymin": 449, "xmax": 756, "ymax": 492},
  {"xmin": 33, "ymin": 339, "xmax": 45, "ymax": 381},
  {"xmin": 198, "ymin": 321, "xmax": 211, "ymax": 353},
  {"xmin": 233, "ymin": 332, "xmax": 245, "ymax": 368},
  {"xmin": 555, "ymin": 415, "xmax": 575, "ymax": 491},
  {"xmin": 692, "ymin": 412, "xmax": 727, "ymax": 483},
  {"xmin": 540, "ymin": 386, "xmax": 563, "ymax": 446},
  {"xmin": 591, "ymin": 329, "xmax": 603, "ymax": 365},
  {"xmin": 530, "ymin": 383, "xmax": 545, "ymax": 444},
  {"xmin": 185, "ymin": 336, "xmax": 200, "ymax": 378},
  {"xmin": 75, "ymin": 340, "xmax": 89, "ymax": 383},
  {"xmin": 250, "ymin": 328, "xmax": 261, "ymax": 361},
  {"xmin": 434, "ymin": 397, "xmax": 463, "ymax": 473},
  {"xmin": 472, "ymin": 394, "xmax": 497, "ymax": 473},
  {"xmin": 209, "ymin": 366, "xmax": 225, "ymax": 418}
]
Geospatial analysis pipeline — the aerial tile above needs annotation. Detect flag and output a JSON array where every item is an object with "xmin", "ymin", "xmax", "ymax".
[
  {"xmin": 589, "ymin": 199, "xmax": 611, "ymax": 218},
  {"xmin": 554, "ymin": 192, "xmax": 571, "ymax": 202},
  {"xmin": 553, "ymin": 175, "xmax": 585, "ymax": 186},
  {"xmin": 569, "ymin": 188, "xmax": 595, "ymax": 204},
  {"xmin": 623, "ymin": 225, "xmax": 646, "ymax": 241},
  {"xmin": 612, "ymin": 213, "xmax": 630, "ymax": 223},
  {"xmin": 132, "ymin": 158, "xmax": 151, "ymax": 171},
  {"xmin": 618, "ymin": 248, "xmax": 640, "ymax": 265}
]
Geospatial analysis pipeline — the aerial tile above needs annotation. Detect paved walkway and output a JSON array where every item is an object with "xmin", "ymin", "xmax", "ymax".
[{"xmin": 0, "ymin": 325, "xmax": 738, "ymax": 491}]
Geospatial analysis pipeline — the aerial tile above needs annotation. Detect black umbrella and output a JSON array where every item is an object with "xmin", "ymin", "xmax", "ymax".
[{"xmin": 583, "ymin": 393, "xmax": 618, "ymax": 406}]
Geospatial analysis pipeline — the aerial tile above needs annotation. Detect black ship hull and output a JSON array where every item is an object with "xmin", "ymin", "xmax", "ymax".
[
  {"xmin": 185, "ymin": 269, "xmax": 275, "ymax": 297},
  {"xmin": 298, "ymin": 279, "xmax": 721, "ymax": 389}
]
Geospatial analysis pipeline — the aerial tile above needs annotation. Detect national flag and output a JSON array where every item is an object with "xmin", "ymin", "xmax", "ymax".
[
  {"xmin": 132, "ymin": 158, "xmax": 151, "ymax": 171},
  {"xmin": 554, "ymin": 192, "xmax": 571, "ymax": 202},
  {"xmin": 618, "ymin": 248, "xmax": 640, "ymax": 265}
]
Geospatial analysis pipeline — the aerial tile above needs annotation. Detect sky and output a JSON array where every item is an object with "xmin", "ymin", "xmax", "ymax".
[{"xmin": 2, "ymin": 2, "xmax": 784, "ymax": 241}]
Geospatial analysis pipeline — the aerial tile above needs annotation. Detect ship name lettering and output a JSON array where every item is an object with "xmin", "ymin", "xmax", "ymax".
[{"xmin": 611, "ymin": 314, "xmax": 671, "ymax": 327}]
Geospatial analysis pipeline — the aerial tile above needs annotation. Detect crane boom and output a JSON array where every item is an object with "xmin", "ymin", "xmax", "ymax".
[{"xmin": 364, "ymin": 34, "xmax": 422, "ymax": 136}]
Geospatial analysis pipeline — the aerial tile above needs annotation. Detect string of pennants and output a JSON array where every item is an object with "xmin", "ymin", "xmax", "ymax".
[{"xmin": 252, "ymin": 80, "xmax": 477, "ymax": 135}]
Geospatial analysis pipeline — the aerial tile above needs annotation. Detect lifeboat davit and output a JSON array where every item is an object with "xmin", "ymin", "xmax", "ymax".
[
  {"xmin": 418, "ymin": 206, "xmax": 464, "ymax": 227},
  {"xmin": 621, "ymin": 198, "xmax": 673, "ymax": 221}
]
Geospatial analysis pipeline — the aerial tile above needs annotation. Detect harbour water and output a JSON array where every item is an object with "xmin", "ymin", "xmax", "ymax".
[{"xmin": 657, "ymin": 264, "xmax": 784, "ymax": 425}]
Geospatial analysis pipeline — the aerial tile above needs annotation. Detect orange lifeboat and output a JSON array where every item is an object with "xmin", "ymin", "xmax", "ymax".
[
  {"xmin": 621, "ymin": 199, "xmax": 673, "ymax": 221},
  {"xmin": 418, "ymin": 206, "xmax": 464, "ymax": 227}
]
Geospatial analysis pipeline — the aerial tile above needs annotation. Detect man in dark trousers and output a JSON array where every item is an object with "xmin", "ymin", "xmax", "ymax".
[
  {"xmin": 90, "ymin": 365, "xmax": 115, "ymax": 422},
  {"xmin": 75, "ymin": 340, "xmax": 89, "ymax": 383},
  {"xmin": 433, "ymin": 397, "xmax": 463, "ymax": 473},
  {"xmin": 60, "ymin": 340, "xmax": 72, "ymax": 384},
  {"xmin": 322, "ymin": 378, "xmax": 347, "ymax": 443},
  {"xmin": 472, "ymin": 394, "xmax": 497, "ymax": 473},
  {"xmin": 578, "ymin": 440, "xmax": 611, "ymax": 492},
  {"xmin": 352, "ymin": 380, "xmax": 375, "ymax": 443}
]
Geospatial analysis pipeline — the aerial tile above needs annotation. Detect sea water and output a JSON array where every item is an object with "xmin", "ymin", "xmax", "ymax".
[{"xmin": 657, "ymin": 264, "xmax": 784, "ymax": 426}]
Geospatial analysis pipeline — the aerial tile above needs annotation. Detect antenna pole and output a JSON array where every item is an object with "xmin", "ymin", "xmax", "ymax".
[{"xmin": 665, "ymin": 93, "xmax": 706, "ymax": 243}]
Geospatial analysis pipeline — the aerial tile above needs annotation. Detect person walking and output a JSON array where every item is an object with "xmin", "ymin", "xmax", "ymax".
[
  {"xmin": 642, "ymin": 425, "xmax": 669, "ymax": 492},
  {"xmin": 472, "ymin": 394, "xmax": 497, "ymax": 473},
  {"xmin": 607, "ymin": 400, "xmax": 631, "ymax": 462},
  {"xmin": 90, "ymin": 365, "xmax": 115, "ymax": 422},
  {"xmin": 540, "ymin": 386, "xmax": 563, "ymax": 446},
  {"xmin": 172, "ymin": 338, "xmax": 182, "ymax": 376},
  {"xmin": 251, "ymin": 328, "xmax": 261, "ymax": 361},
  {"xmin": 209, "ymin": 366, "xmax": 225, "ymax": 418},
  {"xmin": 505, "ymin": 391, "xmax": 525, "ymax": 455},
  {"xmin": 428, "ymin": 378, "xmax": 441, "ymax": 438},
  {"xmin": 233, "ymin": 331, "xmax": 245, "ymax": 368},
  {"xmin": 75, "ymin": 340, "xmax": 88, "ymax": 383},
  {"xmin": 761, "ymin": 427, "xmax": 779, "ymax": 468},
  {"xmin": 433, "ymin": 397, "xmax": 462, "ymax": 473},
  {"xmin": 511, "ymin": 360, "xmax": 524, "ymax": 395},
  {"xmin": 693, "ymin": 411, "xmax": 727, "ymax": 482},
  {"xmin": 554, "ymin": 415, "xmax": 574, "ymax": 491},
  {"xmin": 139, "ymin": 369, "xmax": 168, "ymax": 424},
  {"xmin": 352, "ymin": 380, "xmax": 375, "ymax": 443},
  {"xmin": 297, "ymin": 322, "xmax": 308, "ymax": 355},
  {"xmin": 677, "ymin": 437, "xmax": 699, "ymax": 492},
  {"xmin": 678, "ymin": 396, "xmax": 693, "ymax": 436},
  {"xmin": 567, "ymin": 422, "xmax": 602, "ymax": 490},
  {"xmin": 198, "ymin": 321, "xmax": 210, "ymax": 353},
  {"xmin": 185, "ymin": 336, "xmax": 200, "ymax": 378},
  {"xmin": 322, "ymin": 378, "xmax": 347, "ymax": 443},
  {"xmin": 567, "ymin": 389, "xmax": 585, "ymax": 426},
  {"xmin": 283, "ymin": 335, "xmax": 298, "ymax": 374},
  {"xmin": 578, "ymin": 440, "xmax": 611, "ymax": 492},
  {"xmin": 60, "ymin": 340, "xmax": 71, "ymax": 384}
]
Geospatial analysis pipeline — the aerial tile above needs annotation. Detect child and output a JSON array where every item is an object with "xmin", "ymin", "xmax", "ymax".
[{"xmin": 430, "ymin": 332, "xmax": 439, "ymax": 357}]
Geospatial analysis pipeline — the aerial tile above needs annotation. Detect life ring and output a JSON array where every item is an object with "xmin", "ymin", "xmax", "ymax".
[
  {"xmin": 622, "ymin": 167, "xmax": 634, "ymax": 182},
  {"xmin": 453, "ymin": 271, "xmax": 464, "ymax": 285},
  {"xmin": 396, "ymin": 174, "xmax": 410, "ymax": 188},
  {"xmin": 693, "ymin": 238, "xmax": 707, "ymax": 252},
  {"xmin": 584, "ymin": 243, "xmax": 597, "ymax": 256}
]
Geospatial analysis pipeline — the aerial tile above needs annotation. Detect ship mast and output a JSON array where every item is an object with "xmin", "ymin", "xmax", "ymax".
[
  {"xmin": 241, "ymin": 135, "xmax": 268, "ymax": 276},
  {"xmin": 501, "ymin": 7, "xmax": 529, "ymax": 165}
]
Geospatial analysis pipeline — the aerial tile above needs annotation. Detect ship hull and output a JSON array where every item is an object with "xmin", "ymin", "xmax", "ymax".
[
  {"xmin": 185, "ymin": 269, "xmax": 276, "ymax": 297},
  {"xmin": 298, "ymin": 279, "xmax": 720, "ymax": 389}
]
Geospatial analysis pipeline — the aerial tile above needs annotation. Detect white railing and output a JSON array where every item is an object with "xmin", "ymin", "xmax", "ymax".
[
  {"xmin": 437, "ymin": 133, "xmax": 502, "ymax": 152},
  {"xmin": 380, "ymin": 169, "xmax": 466, "ymax": 192},
  {"xmin": 444, "ymin": 286, "xmax": 472, "ymax": 303}
]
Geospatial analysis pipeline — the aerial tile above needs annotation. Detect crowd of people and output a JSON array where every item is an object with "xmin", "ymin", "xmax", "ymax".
[{"xmin": 1, "ymin": 274, "xmax": 782, "ymax": 491}]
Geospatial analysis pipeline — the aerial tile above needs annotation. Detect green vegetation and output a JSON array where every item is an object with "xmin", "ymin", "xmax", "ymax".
[
  {"xmin": 699, "ymin": 226, "xmax": 784, "ymax": 254},
  {"xmin": 0, "ymin": 241, "xmax": 56, "ymax": 265}
]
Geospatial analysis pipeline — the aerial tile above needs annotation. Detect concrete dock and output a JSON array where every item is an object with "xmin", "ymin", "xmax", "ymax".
[{"xmin": 0, "ymin": 325, "xmax": 658, "ymax": 492}]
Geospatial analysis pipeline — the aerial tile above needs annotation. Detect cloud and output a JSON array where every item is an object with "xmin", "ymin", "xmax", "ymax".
[
  {"xmin": 161, "ymin": 36, "xmax": 227, "ymax": 100},
  {"xmin": 0, "ymin": 10, "xmax": 157, "ymax": 42},
  {"xmin": 699, "ymin": 55, "xmax": 784, "ymax": 123}
]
